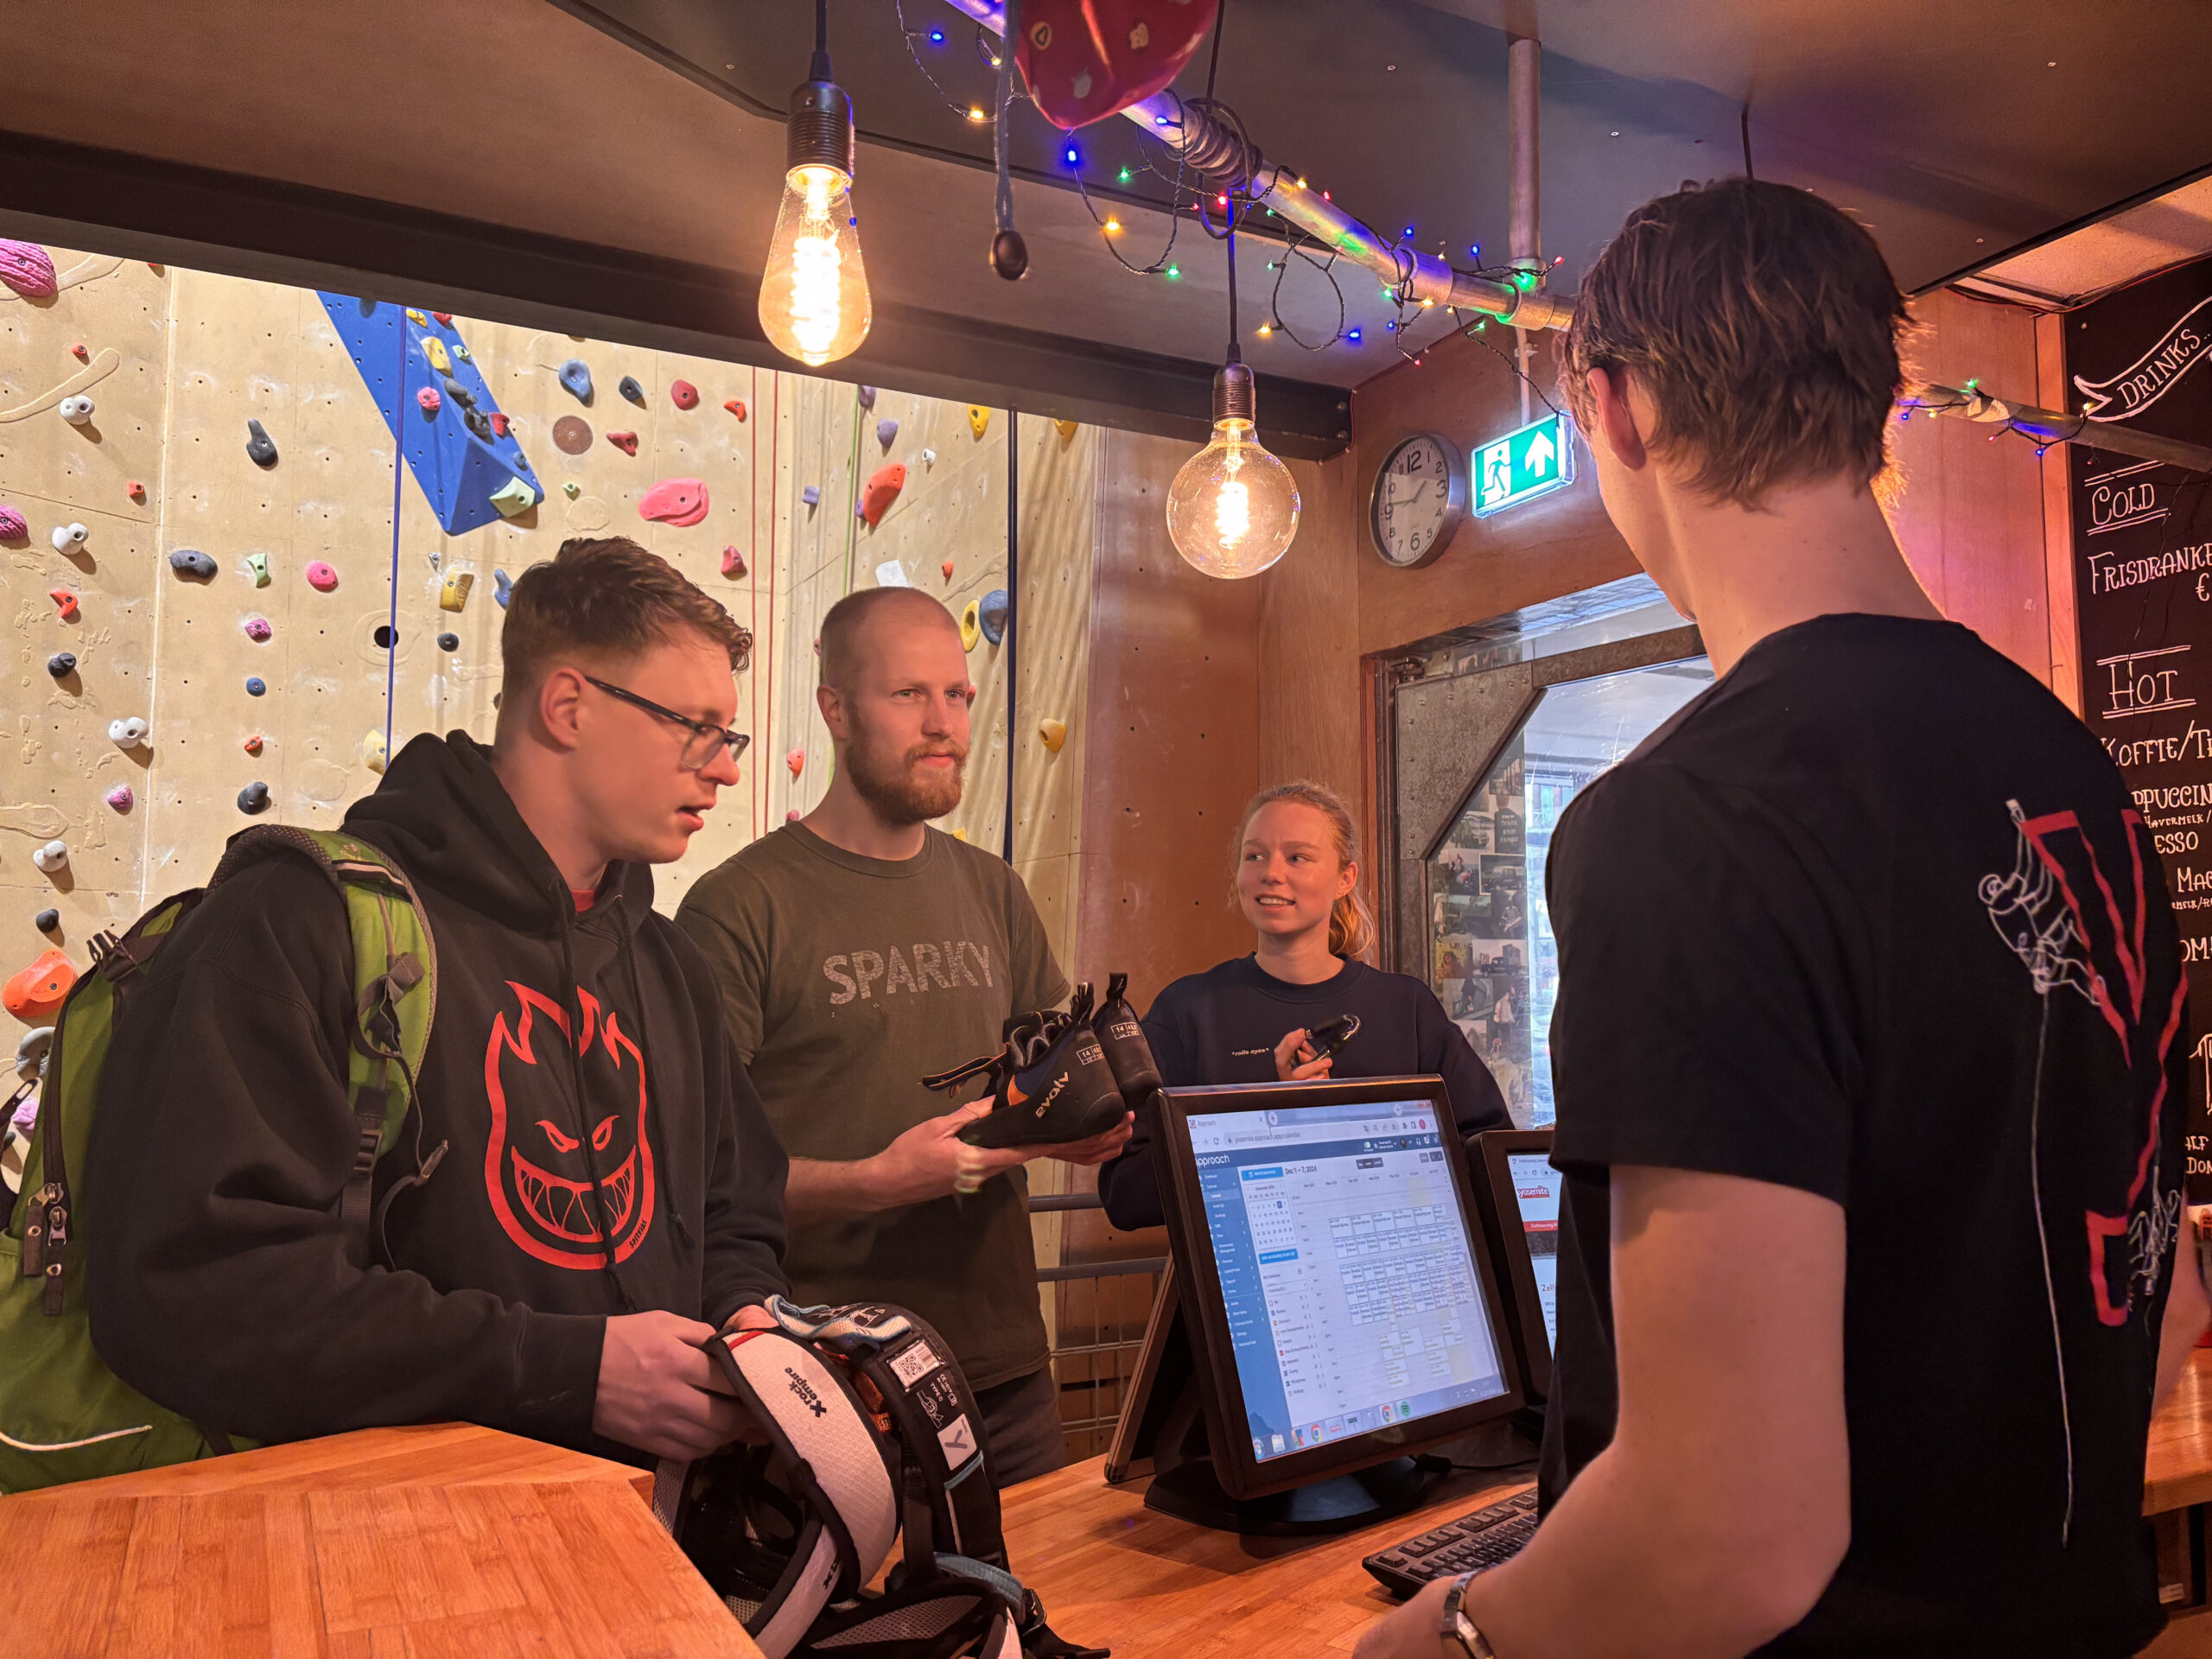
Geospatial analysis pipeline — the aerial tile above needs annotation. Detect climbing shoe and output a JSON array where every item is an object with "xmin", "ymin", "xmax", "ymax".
[
  {"xmin": 924, "ymin": 985, "xmax": 1128, "ymax": 1149},
  {"xmin": 1092, "ymin": 972, "xmax": 1164, "ymax": 1112}
]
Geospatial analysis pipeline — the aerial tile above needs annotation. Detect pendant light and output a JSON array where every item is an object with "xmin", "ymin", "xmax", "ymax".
[
  {"xmin": 1166, "ymin": 201, "xmax": 1299, "ymax": 578},
  {"xmin": 759, "ymin": 0, "xmax": 872, "ymax": 366}
]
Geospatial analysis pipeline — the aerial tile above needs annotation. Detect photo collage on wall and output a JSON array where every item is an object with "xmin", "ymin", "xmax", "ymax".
[{"xmin": 1427, "ymin": 739, "xmax": 1539, "ymax": 1124}]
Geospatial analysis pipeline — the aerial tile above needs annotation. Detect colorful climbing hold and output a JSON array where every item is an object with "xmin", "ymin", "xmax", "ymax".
[
  {"xmin": 306, "ymin": 561, "xmax": 338, "ymax": 592},
  {"xmin": 49, "ymin": 589, "xmax": 78, "ymax": 620},
  {"xmin": 245, "ymin": 676, "xmax": 267, "ymax": 696},
  {"xmin": 0, "ymin": 503, "xmax": 23, "ymax": 539},
  {"xmin": 786, "ymin": 749, "xmax": 804, "ymax": 777},
  {"xmin": 1054, "ymin": 419, "xmax": 1078, "ymax": 441},
  {"xmin": 439, "ymin": 569, "xmax": 474, "ymax": 613},
  {"xmin": 877, "ymin": 417, "xmax": 899, "ymax": 448},
  {"xmin": 405, "ymin": 309, "xmax": 426, "ymax": 325},
  {"xmin": 968, "ymin": 406, "xmax": 991, "ymax": 439},
  {"xmin": 857, "ymin": 385, "xmax": 877, "ymax": 410},
  {"xmin": 417, "ymin": 386, "xmax": 442, "ymax": 413},
  {"xmin": 244, "ymin": 615, "xmax": 272, "ymax": 642},
  {"xmin": 168, "ymin": 548, "xmax": 215, "ymax": 579},
  {"xmin": 639, "ymin": 477, "xmax": 709, "ymax": 527},
  {"xmin": 785, "ymin": 809, "xmax": 802, "ymax": 823},
  {"xmin": 245, "ymin": 418, "xmax": 279, "ymax": 467},
  {"xmin": 802, "ymin": 485, "xmax": 821, "ymax": 507},
  {"xmin": 494, "ymin": 569, "xmax": 513, "ymax": 608},
  {"xmin": 3, "ymin": 947, "xmax": 76, "ymax": 1022},
  {"xmin": 108, "ymin": 716, "xmax": 149, "ymax": 747},
  {"xmin": 721, "ymin": 545, "xmax": 747, "ymax": 579},
  {"xmin": 960, "ymin": 601, "xmax": 981, "ymax": 652},
  {"xmin": 34, "ymin": 909, "xmax": 59, "ymax": 933},
  {"xmin": 724, "ymin": 399, "xmax": 747, "ymax": 422},
  {"xmin": 0, "ymin": 240, "xmax": 59, "ymax": 300},
  {"xmin": 607, "ymin": 430, "xmax": 639, "ymax": 456},
  {"xmin": 126, "ymin": 479, "xmax": 145, "ymax": 501},
  {"xmin": 437, "ymin": 631, "xmax": 460, "ymax": 652},
  {"xmin": 920, "ymin": 448, "xmax": 937, "ymax": 467},
  {"xmin": 364, "ymin": 731, "xmax": 388, "ymax": 774},
  {"xmin": 671, "ymin": 379, "xmax": 699, "ymax": 410},
  {"xmin": 238, "ymin": 780, "xmax": 270, "ymax": 814},
  {"xmin": 489, "ymin": 410, "xmax": 510, "ymax": 437},
  {"xmin": 58, "ymin": 394, "xmax": 94, "ymax": 425},
  {"xmin": 563, "ymin": 480, "xmax": 580, "ymax": 499},
  {"xmin": 1039, "ymin": 718, "xmax": 1068, "ymax": 753},
  {"xmin": 420, "ymin": 336, "xmax": 451, "ymax": 373},
  {"xmin": 432, "ymin": 311, "xmax": 453, "ymax": 326},
  {"xmin": 488, "ymin": 475, "xmax": 538, "ymax": 518},
  {"xmin": 105, "ymin": 784, "xmax": 133, "ymax": 812},
  {"xmin": 552, "ymin": 415, "xmax": 593, "ymax": 455},
  {"xmin": 978, "ymin": 588, "xmax": 1009, "ymax": 645},
  {"xmin": 559, "ymin": 359, "xmax": 593, "ymax": 402},
  {"xmin": 454, "ymin": 344, "xmax": 472, "ymax": 362},
  {"xmin": 70, "ymin": 342, "xmax": 88, "ymax": 361},
  {"xmin": 951, "ymin": 828, "xmax": 969, "ymax": 842},
  {"xmin": 46, "ymin": 652, "xmax": 74, "ymax": 678},
  {"xmin": 619, "ymin": 375, "xmax": 645, "ymax": 406},
  {"xmin": 246, "ymin": 551, "xmax": 270, "ymax": 586},
  {"xmin": 860, "ymin": 463, "xmax": 907, "ymax": 530},
  {"xmin": 940, "ymin": 559, "xmax": 954, "ymax": 581},
  {"xmin": 243, "ymin": 734, "xmax": 264, "ymax": 755},
  {"xmin": 30, "ymin": 840, "xmax": 67, "ymax": 874},
  {"xmin": 52, "ymin": 523, "xmax": 88, "ymax": 552}
]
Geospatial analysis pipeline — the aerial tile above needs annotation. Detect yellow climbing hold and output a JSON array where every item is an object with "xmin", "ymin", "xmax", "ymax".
[
  {"xmin": 406, "ymin": 309, "xmax": 427, "ymax": 324},
  {"xmin": 364, "ymin": 730, "xmax": 389, "ymax": 773},
  {"xmin": 968, "ymin": 405, "xmax": 991, "ymax": 440},
  {"xmin": 438, "ymin": 569, "xmax": 474, "ymax": 613},
  {"xmin": 960, "ymin": 600, "xmax": 981, "ymax": 652},
  {"xmin": 1038, "ymin": 718, "xmax": 1067, "ymax": 753},
  {"xmin": 1054, "ymin": 419, "xmax": 1077, "ymax": 441},
  {"xmin": 421, "ymin": 335, "xmax": 451, "ymax": 373},
  {"xmin": 952, "ymin": 828, "xmax": 969, "ymax": 842}
]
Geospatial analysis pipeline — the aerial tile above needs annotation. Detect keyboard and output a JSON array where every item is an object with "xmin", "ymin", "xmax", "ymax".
[{"xmin": 1362, "ymin": 1486, "xmax": 1538, "ymax": 1599}]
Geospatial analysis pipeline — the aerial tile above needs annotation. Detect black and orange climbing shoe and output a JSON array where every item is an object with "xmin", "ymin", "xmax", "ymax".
[{"xmin": 924, "ymin": 984, "xmax": 1127, "ymax": 1149}]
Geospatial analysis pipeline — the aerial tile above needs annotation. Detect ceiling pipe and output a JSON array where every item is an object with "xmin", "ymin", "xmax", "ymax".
[
  {"xmin": 1507, "ymin": 35, "xmax": 1541, "ymax": 419},
  {"xmin": 937, "ymin": 0, "xmax": 1575, "ymax": 333},
  {"xmin": 1911, "ymin": 383, "xmax": 2212, "ymax": 473}
]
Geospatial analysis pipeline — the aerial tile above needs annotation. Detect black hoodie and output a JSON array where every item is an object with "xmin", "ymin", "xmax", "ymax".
[{"xmin": 87, "ymin": 733, "xmax": 788, "ymax": 1456}]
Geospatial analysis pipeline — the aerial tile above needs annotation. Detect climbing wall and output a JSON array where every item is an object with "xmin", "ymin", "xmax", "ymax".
[{"xmin": 1, "ymin": 239, "xmax": 1098, "ymax": 1034}]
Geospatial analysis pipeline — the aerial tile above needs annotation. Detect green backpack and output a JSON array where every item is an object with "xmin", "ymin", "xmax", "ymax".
[{"xmin": 0, "ymin": 826, "xmax": 436, "ymax": 1493}]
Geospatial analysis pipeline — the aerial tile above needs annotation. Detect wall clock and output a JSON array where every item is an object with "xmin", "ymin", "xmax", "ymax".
[{"xmin": 1370, "ymin": 431, "xmax": 1467, "ymax": 569}]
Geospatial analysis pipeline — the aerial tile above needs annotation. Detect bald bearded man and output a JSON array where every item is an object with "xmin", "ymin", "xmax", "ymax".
[{"xmin": 676, "ymin": 586, "xmax": 1132, "ymax": 1485}]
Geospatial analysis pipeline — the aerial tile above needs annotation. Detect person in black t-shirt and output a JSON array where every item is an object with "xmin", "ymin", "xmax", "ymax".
[
  {"xmin": 1360, "ymin": 180, "xmax": 2209, "ymax": 1659},
  {"xmin": 1096, "ymin": 780, "xmax": 1508, "ymax": 1231}
]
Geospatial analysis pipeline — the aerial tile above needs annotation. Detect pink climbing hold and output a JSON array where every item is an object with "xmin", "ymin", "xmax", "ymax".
[
  {"xmin": 0, "ymin": 240, "xmax": 57, "ymax": 301},
  {"xmin": 607, "ymin": 430, "xmax": 639, "ymax": 456},
  {"xmin": 49, "ymin": 588, "xmax": 78, "ymax": 620},
  {"xmin": 671, "ymin": 379, "xmax": 699, "ymax": 410},
  {"xmin": 245, "ymin": 615, "xmax": 272, "ymax": 642},
  {"xmin": 0, "ymin": 503, "xmax": 25, "ymax": 540},
  {"xmin": 639, "ymin": 477, "xmax": 709, "ymax": 528},
  {"xmin": 724, "ymin": 399, "xmax": 747, "ymax": 422},
  {"xmin": 721, "ymin": 545, "xmax": 747, "ymax": 579},
  {"xmin": 105, "ymin": 784, "xmax": 134, "ymax": 811},
  {"xmin": 305, "ymin": 561, "xmax": 338, "ymax": 592},
  {"xmin": 785, "ymin": 808, "xmax": 801, "ymax": 823},
  {"xmin": 417, "ymin": 386, "xmax": 442, "ymax": 412},
  {"xmin": 786, "ymin": 748, "xmax": 804, "ymax": 778}
]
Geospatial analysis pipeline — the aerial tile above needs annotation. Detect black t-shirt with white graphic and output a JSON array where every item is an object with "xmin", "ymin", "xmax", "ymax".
[{"xmin": 1540, "ymin": 614, "xmax": 2186, "ymax": 1657}]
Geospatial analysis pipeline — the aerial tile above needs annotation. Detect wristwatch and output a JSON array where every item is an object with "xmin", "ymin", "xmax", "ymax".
[{"xmin": 1440, "ymin": 1571, "xmax": 1498, "ymax": 1659}]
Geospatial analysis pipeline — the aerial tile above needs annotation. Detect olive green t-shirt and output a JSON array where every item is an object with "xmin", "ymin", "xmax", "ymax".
[{"xmin": 674, "ymin": 823, "xmax": 1068, "ymax": 1389}]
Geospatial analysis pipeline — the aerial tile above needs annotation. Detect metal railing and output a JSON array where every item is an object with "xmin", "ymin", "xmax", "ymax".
[{"xmin": 1029, "ymin": 1189, "xmax": 1164, "ymax": 1460}]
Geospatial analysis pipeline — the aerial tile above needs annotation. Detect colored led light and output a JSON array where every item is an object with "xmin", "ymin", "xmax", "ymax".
[
  {"xmin": 929, "ymin": 28, "xmax": 944, "ymax": 42},
  {"xmin": 1118, "ymin": 167, "xmax": 1132, "ymax": 181},
  {"xmin": 1065, "ymin": 144, "xmax": 1081, "ymax": 166},
  {"xmin": 1166, "ymin": 265, "xmax": 1180, "ymax": 278},
  {"xmin": 1348, "ymin": 327, "xmax": 1362, "ymax": 343}
]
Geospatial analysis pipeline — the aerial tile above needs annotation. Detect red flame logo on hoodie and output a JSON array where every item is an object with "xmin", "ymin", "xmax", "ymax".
[{"xmin": 482, "ymin": 980, "xmax": 657, "ymax": 1268}]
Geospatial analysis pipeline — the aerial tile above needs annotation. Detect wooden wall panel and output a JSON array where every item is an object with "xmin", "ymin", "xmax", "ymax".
[
  {"xmin": 2036, "ymin": 309, "xmax": 2082, "ymax": 715},
  {"xmin": 1886, "ymin": 287, "xmax": 2054, "ymax": 685}
]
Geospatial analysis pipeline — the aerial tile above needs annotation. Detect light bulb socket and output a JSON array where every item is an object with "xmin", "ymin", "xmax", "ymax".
[
  {"xmin": 1211, "ymin": 361, "xmax": 1256, "ymax": 424},
  {"xmin": 786, "ymin": 79, "xmax": 855, "ymax": 180}
]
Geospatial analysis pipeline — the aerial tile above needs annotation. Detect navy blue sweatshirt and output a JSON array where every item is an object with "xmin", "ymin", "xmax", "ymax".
[
  {"xmin": 87, "ymin": 733, "xmax": 788, "ymax": 1459},
  {"xmin": 1096, "ymin": 955, "xmax": 1510, "ymax": 1230}
]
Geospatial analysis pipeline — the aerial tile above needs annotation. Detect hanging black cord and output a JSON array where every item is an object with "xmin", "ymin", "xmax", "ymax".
[
  {"xmin": 1740, "ymin": 102, "xmax": 1754, "ymax": 181},
  {"xmin": 810, "ymin": 0, "xmax": 830, "ymax": 79},
  {"xmin": 1225, "ymin": 210, "xmax": 1240, "ymax": 364}
]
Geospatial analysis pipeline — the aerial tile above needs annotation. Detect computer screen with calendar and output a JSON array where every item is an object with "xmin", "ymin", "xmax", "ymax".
[{"xmin": 1154, "ymin": 1077, "xmax": 1524, "ymax": 1499}]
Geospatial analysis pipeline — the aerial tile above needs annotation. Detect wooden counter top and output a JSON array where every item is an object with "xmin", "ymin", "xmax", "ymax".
[
  {"xmin": 3, "ymin": 1424, "xmax": 758, "ymax": 1658},
  {"xmin": 2148, "ymin": 1348, "xmax": 2212, "ymax": 1516}
]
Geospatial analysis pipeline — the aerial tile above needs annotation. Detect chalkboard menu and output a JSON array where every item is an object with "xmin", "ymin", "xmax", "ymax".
[{"xmin": 2069, "ymin": 257, "xmax": 2212, "ymax": 1197}]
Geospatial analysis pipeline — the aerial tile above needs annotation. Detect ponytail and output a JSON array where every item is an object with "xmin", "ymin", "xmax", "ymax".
[{"xmin": 1231, "ymin": 780, "xmax": 1377, "ymax": 964}]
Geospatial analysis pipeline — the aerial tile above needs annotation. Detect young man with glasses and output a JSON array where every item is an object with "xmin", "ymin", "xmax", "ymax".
[
  {"xmin": 90, "ymin": 537, "xmax": 790, "ymax": 1467},
  {"xmin": 677, "ymin": 585, "xmax": 1133, "ymax": 1486}
]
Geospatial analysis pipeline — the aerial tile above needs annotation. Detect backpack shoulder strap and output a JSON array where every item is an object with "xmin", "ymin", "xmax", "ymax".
[{"xmin": 211, "ymin": 827, "xmax": 438, "ymax": 1236}]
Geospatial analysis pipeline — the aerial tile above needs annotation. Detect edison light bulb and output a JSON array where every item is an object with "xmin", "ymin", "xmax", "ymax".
[
  {"xmin": 1166, "ymin": 363, "xmax": 1300, "ymax": 578},
  {"xmin": 760, "ymin": 81, "xmax": 872, "ymax": 367}
]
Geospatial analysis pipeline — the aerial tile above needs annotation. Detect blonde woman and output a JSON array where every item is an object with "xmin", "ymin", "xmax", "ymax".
[{"xmin": 1096, "ymin": 781, "xmax": 1508, "ymax": 1231}]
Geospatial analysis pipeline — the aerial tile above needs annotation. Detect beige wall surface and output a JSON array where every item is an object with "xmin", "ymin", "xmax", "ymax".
[{"xmin": 2, "ymin": 244, "xmax": 1093, "ymax": 1033}]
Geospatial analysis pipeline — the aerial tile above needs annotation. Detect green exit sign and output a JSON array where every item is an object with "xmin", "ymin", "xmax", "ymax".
[{"xmin": 1472, "ymin": 414, "xmax": 1575, "ymax": 517}]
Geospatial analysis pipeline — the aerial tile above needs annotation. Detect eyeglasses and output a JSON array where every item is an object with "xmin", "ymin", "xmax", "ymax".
[{"xmin": 583, "ymin": 676, "xmax": 752, "ymax": 772}]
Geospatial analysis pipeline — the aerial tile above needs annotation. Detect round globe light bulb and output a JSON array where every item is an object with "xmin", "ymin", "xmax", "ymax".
[
  {"xmin": 760, "ymin": 82, "xmax": 873, "ymax": 368},
  {"xmin": 1166, "ymin": 366, "xmax": 1300, "ymax": 579}
]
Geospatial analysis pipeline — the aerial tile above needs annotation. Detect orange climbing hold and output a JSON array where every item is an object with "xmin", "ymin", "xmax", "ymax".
[
  {"xmin": 49, "ymin": 588, "xmax": 77, "ymax": 620},
  {"xmin": 243, "ymin": 734, "xmax": 264, "ymax": 755},
  {"xmin": 859, "ymin": 462, "xmax": 906, "ymax": 530},
  {"xmin": 3, "ymin": 946, "xmax": 76, "ymax": 1021},
  {"xmin": 125, "ymin": 479, "xmax": 145, "ymax": 501},
  {"xmin": 941, "ymin": 560, "xmax": 955, "ymax": 581},
  {"xmin": 786, "ymin": 748, "xmax": 804, "ymax": 778},
  {"xmin": 69, "ymin": 342, "xmax": 88, "ymax": 361},
  {"xmin": 724, "ymin": 399, "xmax": 747, "ymax": 422},
  {"xmin": 607, "ymin": 430, "xmax": 639, "ymax": 455}
]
